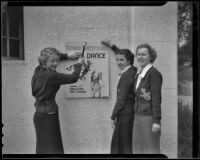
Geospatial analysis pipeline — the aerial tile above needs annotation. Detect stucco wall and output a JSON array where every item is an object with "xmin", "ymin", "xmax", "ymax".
[{"xmin": 2, "ymin": 3, "xmax": 177, "ymax": 157}]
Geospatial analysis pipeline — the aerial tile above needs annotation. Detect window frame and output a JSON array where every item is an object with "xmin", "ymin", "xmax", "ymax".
[{"xmin": 1, "ymin": 6, "xmax": 24, "ymax": 60}]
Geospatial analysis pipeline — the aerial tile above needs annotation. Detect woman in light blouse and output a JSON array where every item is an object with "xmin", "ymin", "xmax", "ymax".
[{"xmin": 132, "ymin": 43, "xmax": 163, "ymax": 154}]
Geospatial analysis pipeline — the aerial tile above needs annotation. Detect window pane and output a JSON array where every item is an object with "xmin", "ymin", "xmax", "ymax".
[
  {"xmin": 1, "ymin": 38, "xmax": 7, "ymax": 57},
  {"xmin": 9, "ymin": 39, "xmax": 20, "ymax": 58},
  {"xmin": 2, "ymin": 16, "xmax": 7, "ymax": 36},
  {"xmin": 9, "ymin": 18, "xmax": 19, "ymax": 38},
  {"xmin": 8, "ymin": 7, "xmax": 20, "ymax": 19}
]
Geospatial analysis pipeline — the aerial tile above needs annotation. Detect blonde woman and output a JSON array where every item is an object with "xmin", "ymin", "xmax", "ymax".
[{"xmin": 31, "ymin": 48, "xmax": 83, "ymax": 154}]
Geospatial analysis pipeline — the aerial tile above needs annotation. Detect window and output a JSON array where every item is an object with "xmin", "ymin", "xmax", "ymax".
[{"xmin": 1, "ymin": 5, "xmax": 24, "ymax": 60}]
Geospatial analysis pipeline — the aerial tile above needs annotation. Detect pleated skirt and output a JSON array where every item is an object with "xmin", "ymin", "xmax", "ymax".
[
  {"xmin": 132, "ymin": 114, "xmax": 161, "ymax": 154},
  {"xmin": 33, "ymin": 111, "xmax": 64, "ymax": 154},
  {"xmin": 111, "ymin": 113, "xmax": 134, "ymax": 154}
]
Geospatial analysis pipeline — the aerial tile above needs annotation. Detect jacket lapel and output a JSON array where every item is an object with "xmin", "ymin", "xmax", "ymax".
[
  {"xmin": 134, "ymin": 73, "xmax": 139, "ymax": 93},
  {"xmin": 117, "ymin": 66, "xmax": 133, "ymax": 89},
  {"xmin": 135, "ymin": 66, "xmax": 153, "ymax": 94},
  {"xmin": 135, "ymin": 77, "xmax": 145, "ymax": 94}
]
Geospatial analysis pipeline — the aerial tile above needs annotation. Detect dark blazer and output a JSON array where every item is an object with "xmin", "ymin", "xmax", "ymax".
[
  {"xmin": 111, "ymin": 66, "xmax": 137, "ymax": 120},
  {"xmin": 31, "ymin": 53, "xmax": 82, "ymax": 113},
  {"xmin": 134, "ymin": 66, "xmax": 163, "ymax": 124}
]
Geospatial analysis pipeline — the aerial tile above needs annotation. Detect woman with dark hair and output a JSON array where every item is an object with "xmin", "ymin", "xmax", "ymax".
[
  {"xmin": 133, "ymin": 43, "xmax": 163, "ymax": 154},
  {"xmin": 101, "ymin": 40, "xmax": 137, "ymax": 154},
  {"xmin": 31, "ymin": 47, "xmax": 84, "ymax": 154}
]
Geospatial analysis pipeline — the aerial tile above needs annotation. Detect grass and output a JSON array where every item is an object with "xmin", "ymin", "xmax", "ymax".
[{"xmin": 178, "ymin": 101, "xmax": 193, "ymax": 158}]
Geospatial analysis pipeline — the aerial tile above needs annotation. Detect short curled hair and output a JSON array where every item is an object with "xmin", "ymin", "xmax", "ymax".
[
  {"xmin": 136, "ymin": 43, "xmax": 157, "ymax": 63},
  {"xmin": 116, "ymin": 49, "xmax": 134, "ymax": 65},
  {"xmin": 38, "ymin": 47, "xmax": 60, "ymax": 65}
]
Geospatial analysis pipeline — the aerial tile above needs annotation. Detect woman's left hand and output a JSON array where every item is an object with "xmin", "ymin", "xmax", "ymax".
[
  {"xmin": 152, "ymin": 123, "xmax": 161, "ymax": 133},
  {"xmin": 111, "ymin": 120, "xmax": 115, "ymax": 129},
  {"xmin": 101, "ymin": 39, "xmax": 112, "ymax": 48},
  {"xmin": 111, "ymin": 118, "xmax": 117, "ymax": 130},
  {"xmin": 68, "ymin": 52, "xmax": 82, "ymax": 60}
]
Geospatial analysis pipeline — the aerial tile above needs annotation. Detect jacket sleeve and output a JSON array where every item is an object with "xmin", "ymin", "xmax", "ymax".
[
  {"xmin": 58, "ymin": 53, "xmax": 68, "ymax": 60},
  {"xmin": 150, "ymin": 71, "xmax": 163, "ymax": 124},
  {"xmin": 47, "ymin": 63, "xmax": 82, "ymax": 85},
  {"xmin": 111, "ymin": 74, "xmax": 132, "ymax": 120},
  {"xmin": 111, "ymin": 45, "xmax": 120, "ymax": 54}
]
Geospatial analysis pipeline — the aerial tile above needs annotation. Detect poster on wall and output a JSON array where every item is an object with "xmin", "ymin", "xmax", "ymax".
[{"xmin": 65, "ymin": 45, "xmax": 109, "ymax": 98}]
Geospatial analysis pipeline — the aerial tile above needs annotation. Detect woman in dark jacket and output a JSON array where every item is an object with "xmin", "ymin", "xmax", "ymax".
[
  {"xmin": 132, "ymin": 43, "xmax": 163, "ymax": 154},
  {"xmin": 101, "ymin": 40, "xmax": 137, "ymax": 154},
  {"xmin": 31, "ymin": 47, "xmax": 83, "ymax": 154}
]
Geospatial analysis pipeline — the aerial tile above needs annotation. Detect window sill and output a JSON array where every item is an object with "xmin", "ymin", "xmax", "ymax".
[{"xmin": 2, "ymin": 59, "xmax": 28, "ymax": 66}]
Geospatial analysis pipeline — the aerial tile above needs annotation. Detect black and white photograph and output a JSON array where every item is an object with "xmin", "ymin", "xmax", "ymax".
[{"xmin": 1, "ymin": 1, "xmax": 198, "ymax": 158}]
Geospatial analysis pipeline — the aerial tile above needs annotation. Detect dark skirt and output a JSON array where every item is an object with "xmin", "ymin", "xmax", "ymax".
[
  {"xmin": 132, "ymin": 114, "xmax": 161, "ymax": 154},
  {"xmin": 111, "ymin": 113, "xmax": 134, "ymax": 154},
  {"xmin": 33, "ymin": 111, "xmax": 64, "ymax": 154}
]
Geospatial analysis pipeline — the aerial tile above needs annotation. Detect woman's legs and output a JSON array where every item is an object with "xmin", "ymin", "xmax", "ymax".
[
  {"xmin": 111, "ymin": 113, "xmax": 134, "ymax": 154},
  {"xmin": 33, "ymin": 111, "xmax": 64, "ymax": 154},
  {"xmin": 132, "ymin": 114, "xmax": 160, "ymax": 154}
]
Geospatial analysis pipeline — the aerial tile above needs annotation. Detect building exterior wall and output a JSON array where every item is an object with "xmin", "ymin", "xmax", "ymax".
[{"xmin": 2, "ymin": 3, "xmax": 177, "ymax": 157}]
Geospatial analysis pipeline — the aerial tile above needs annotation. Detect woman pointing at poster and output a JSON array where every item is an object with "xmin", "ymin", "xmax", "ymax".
[
  {"xmin": 101, "ymin": 39, "xmax": 137, "ymax": 154},
  {"xmin": 31, "ymin": 47, "xmax": 84, "ymax": 154}
]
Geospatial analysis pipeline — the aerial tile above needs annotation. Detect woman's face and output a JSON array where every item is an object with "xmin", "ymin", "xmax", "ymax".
[
  {"xmin": 116, "ymin": 54, "xmax": 130, "ymax": 71},
  {"xmin": 136, "ymin": 47, "xmax": 151, "ymax": 68},
  {"xmin": 45, "ymin": 54, "xmax": 59, "ymax": 71}
]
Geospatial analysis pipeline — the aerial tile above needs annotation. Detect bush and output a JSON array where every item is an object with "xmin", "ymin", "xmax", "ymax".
[{"xmin": 178, "ymin": 101, "xmax": 193, "ymax": 158}]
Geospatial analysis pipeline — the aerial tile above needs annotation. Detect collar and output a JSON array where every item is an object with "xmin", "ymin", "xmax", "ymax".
[
  {"xmin": 137, "ymin": 63, "xmax": 152, "ymax": 78},
  {"xmin": 41, "ymin": 65, "xmax": 49, "ymax": 71},
  {"xmin": 41, "ymin": 65, "xmax": 55, "ymax": 72},
  {"xmin": 119, "ymin": 65, "xmax": 131, "ymax": 76}
]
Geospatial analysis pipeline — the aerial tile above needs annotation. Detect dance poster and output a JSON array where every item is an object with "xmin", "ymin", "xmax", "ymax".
[{"xmin": 65, "ymin": 45, "xmax": 109, "ymax": 98}]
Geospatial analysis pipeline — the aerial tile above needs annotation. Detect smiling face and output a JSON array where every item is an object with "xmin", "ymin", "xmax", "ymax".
[
  {"xmin": 45, "ymin": 54, "xmax": 59, "ymax": 71},
  {"xmin": 136, "ymin": 47, "xmax": 151, "ymax": 68},
  {"xmin": 116, "ymin": 54, "xmax": 130, "ymax": 71}
]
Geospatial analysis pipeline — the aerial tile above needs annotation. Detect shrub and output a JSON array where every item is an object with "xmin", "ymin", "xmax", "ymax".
[{"xmin": 178, "ymin": 101, "xmax": 193, "ymax": 158}]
